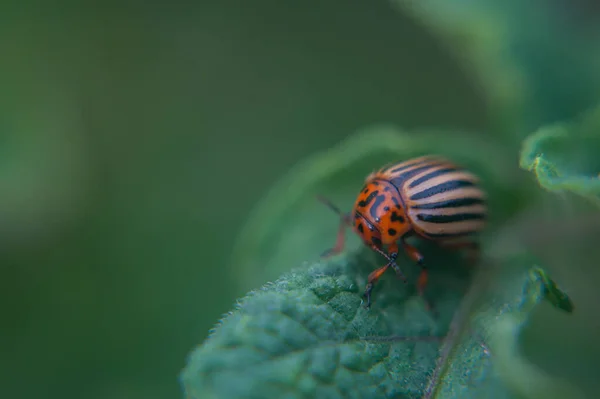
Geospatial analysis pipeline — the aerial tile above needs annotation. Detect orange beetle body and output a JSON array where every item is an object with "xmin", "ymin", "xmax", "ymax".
[{"xmin": 319, "ymin": 155, "xmax": 487, "ymax": 308}]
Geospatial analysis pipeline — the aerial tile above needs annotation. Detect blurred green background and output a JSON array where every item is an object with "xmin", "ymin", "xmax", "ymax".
[{"xmin": 1, "ymin": 1, "xmax": 599, "ymax": 398}]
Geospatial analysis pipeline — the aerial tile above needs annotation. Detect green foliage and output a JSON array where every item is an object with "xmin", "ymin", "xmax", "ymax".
[
  {"xmin": 0, "ymin": 86, "xmax": 86, "ymax": 245},
  {"xmin": 181, "ymin": 2, "xmax": 600, "ymax": 399},
  {"xmin": 182, "ymin": 123, "xmax": 580, "ymax": 399},
  {"xmin": 391, "ymin": 0, "xmax": 527, "ymax": 135},
  {"xmin": 393, "ymin": 0, "xmax": 600, "ymax": 136},
  {"xmin": 180, "ymin": 250, "xmax": 579, "ymax": 399},
  {"xmin": 183, "ymin": 120, "xmax": 584, "ymax": 398},
  {"xmin": 520, "ymin": 104, "xmax": 600, "ymax": 207}
]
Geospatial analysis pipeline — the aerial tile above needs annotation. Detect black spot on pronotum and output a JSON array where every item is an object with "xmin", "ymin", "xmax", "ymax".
[
  {"xmin": 410, "ymin": 180, "xmax": 476, "ymax": 201},
  {"xmin": 387, "ymin": 228, "xmax": 397, "ymax": 236},
  {"xmin": 390, "ymin": 212, "xmax": 405, "ymax": 223},
  {"xmin": 416, "ymin": 213, "xmax": 485, "ymax": 224},
  {"xmin": 358, "ymin": 190, "xmax": 378, "ymax": 207},
  {"xmin": 372, "ymin": 236, "xmax": 382, "ymax": 247}
]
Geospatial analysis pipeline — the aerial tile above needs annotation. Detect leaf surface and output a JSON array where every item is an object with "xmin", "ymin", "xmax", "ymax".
[{"xmin": 181, "ymin": 251, "xmax": 579, "ymax": 399}]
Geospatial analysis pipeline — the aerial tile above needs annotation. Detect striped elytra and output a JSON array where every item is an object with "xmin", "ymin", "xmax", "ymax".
[
  {"xmin": 357, "ymin": 155, "xmax": 487, "ymax": 245},
  {"xmin": 319, "ymin": 155, "xmax": 487, "ymax": 308}
]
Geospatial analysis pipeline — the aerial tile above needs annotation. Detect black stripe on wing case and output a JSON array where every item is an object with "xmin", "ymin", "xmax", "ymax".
[
  {"xmin": 423, "ymin": 231, "xmax": 479, "ymax": 238},
  {"xmin": 416, "ymin": 212, "xmax": 486, "ymax": 224},
  {"xmin": 408, "ymin": 167, "xmax": 457, "ymax": 188},
  {"xmin": 410, "ymin": 180, "xmax": 475, "ymax": 201},
  {"xmin": 390, "ymin": 164, "xmax": 441, "ymax": 186},
  {"xmin": 410, "ymin": 197, "xmax": 485, "ymax": 210},
  {"xmin": 389, "ymin": 158, "xmax": 432, "ymax": 174},
  {"xmin": 379, "ymin": 162, "xmax": 397, "ymax": 173}
]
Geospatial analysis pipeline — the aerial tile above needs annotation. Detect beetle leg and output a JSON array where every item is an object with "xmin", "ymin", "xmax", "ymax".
[
  {"xmin": 317, "ymin": 195, "xmax": 352, "ymax": 257},
  {"xmin": 363, "ymin": 263, "xmax": 391, "ymax": 308},
  {"xmin": 401, "ymin": 239, "xmax": 435, "ymax": 312},
  {"xmin": 384, "ymin": 244, "xmax": 407, "ymax": 282},
  {"xmin": 321, "ymin": 217, "xmax": 347, "ymax": 257},
  {"xmin": 401, "ymin": 240, "xmax": 425, "ymax": 266},
  {"xmin": 401, "ymin": 240, "xmax": 427, "ymax": 296}
]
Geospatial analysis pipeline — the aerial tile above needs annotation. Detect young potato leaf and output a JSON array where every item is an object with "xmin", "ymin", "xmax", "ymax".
[
  {"xmin": 520, "ymin": 105, "xmax": 600, "ymax": 207},
  {"xmin": 230, "ymin": 125, "xmax": 534, "ymax": 293},
  {"xmin": 180, "ymin": 249, "xmax": 580, "ymax": 399}
]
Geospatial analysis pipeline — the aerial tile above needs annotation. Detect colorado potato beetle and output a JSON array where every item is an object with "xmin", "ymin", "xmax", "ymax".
[{"xmin": 318, "ymin": 155, "xmax": 487, "ymax": 308}]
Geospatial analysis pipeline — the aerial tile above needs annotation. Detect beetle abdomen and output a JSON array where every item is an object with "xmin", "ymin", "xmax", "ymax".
[{"xmin": 400, "ymin": 158, "xmax": 487, "ymax": 239}]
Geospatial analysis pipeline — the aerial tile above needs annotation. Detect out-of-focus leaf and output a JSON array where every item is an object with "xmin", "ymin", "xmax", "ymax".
[
  {"xmin": 392, "ymin": 0, "xmax": 600, "ymax": 137},
  {"xmin": 180, "ymin": 248, "xmax": 580, "ymax": 399},
  {"xmin": 391, "ymin": 0, "xmax": 528, "ymax": 135},
  {"xmin": 230, "ymin": 125, "xmax": 536, "ymax": 292},
  {"xmin": 0, "ymin": 83, "xmax": 88, "ymax": 250},
  {"xmin": 519, "ymin": 105, "xmax": 600, "ymax": 207},
  {"xmin": 425, "ymin": 255, "xmax": 579, "ymax": 399}
]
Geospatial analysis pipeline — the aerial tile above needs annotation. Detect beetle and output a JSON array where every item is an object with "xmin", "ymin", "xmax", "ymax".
[{"xmin": 318, "ymin": 155, "xmax": 487, "ymax": 308}]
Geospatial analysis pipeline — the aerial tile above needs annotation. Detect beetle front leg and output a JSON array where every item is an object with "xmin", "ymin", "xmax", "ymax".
[
  {"xmin": 363, "ymin": 263, "xmax": 391, "ymax": 308},
  {"xmin": 384, "ymin": 243, "xmax": 407, "ymax": 282},
  {"xmin": 363, "ymin": 244, "xmax": 407, "ymax": 308},
  {"xmin": 321, "ymin": 217, "xmax": 348, "ymax": 257},
  {"xmin": 401, "ymin": 239, "xmax": 427, "ymax": 295},
  {"xmin": 317, "ymin": 195, "xmax": 352, "ymax": 258}
]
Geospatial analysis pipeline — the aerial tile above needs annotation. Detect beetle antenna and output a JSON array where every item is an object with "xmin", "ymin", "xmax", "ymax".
[
  {"xmin": 371, "ymin": 245, "xmax": 406, "ymax": 282},
  {"xmin": 371, "ymin": 245, "xmax": 389, "ymax": 260},
  {"xmin": 316, "ymin": 195, "xmax": 352, "ymax": 226},
  {"xmin": 316, "ymin": 195, "xmax": 343, "ymax": 215}
]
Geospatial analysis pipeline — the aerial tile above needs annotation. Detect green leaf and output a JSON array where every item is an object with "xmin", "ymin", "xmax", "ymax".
[
  {"xmin": 230, "ymin": 125, "xmax": 535, "ymax": 293},
  {"xmin": 519, "ymin": 105, "xmax": 600, "ymax": 207},
  {"xmin": 180, "ymin": 251, "xmax": 580, "ymax": 399},
  {"xmin": 0, "ymin": 88, "xmax": 87, "ymax": 248},
  {"xmin": 426, "ymin": 256, "xmax": 578, "ymax": 399},
  {"xmin": 390, "ymin": 0, "xmax": 528, "ymax": 135}
]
